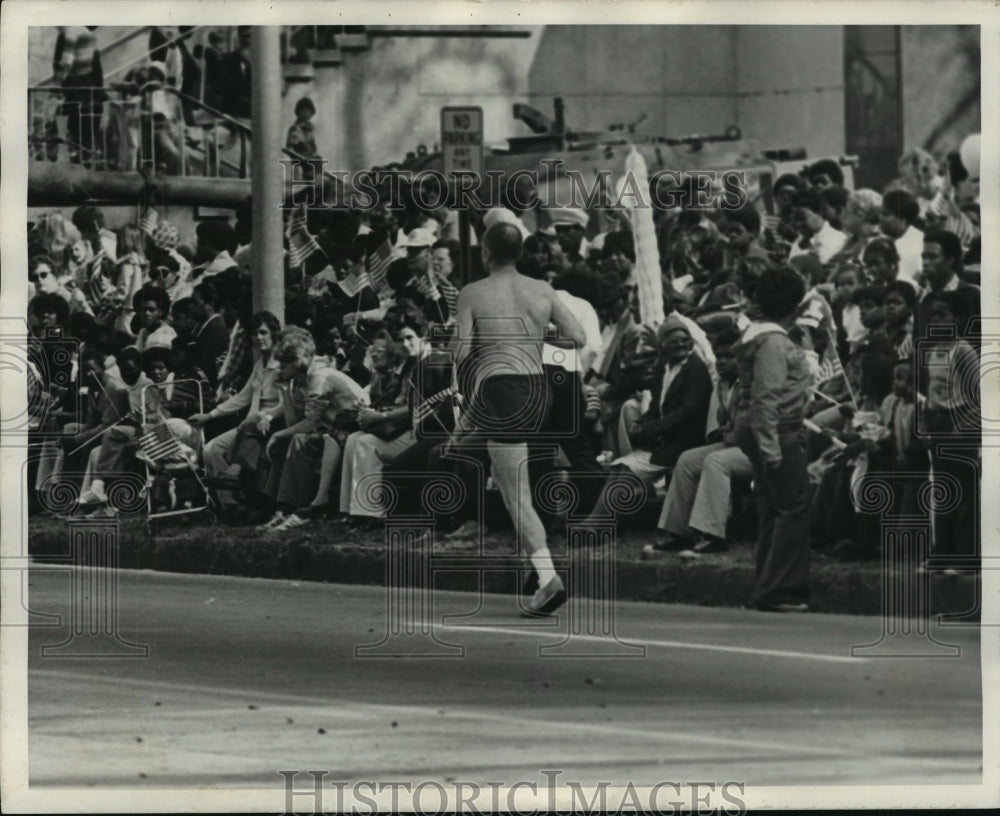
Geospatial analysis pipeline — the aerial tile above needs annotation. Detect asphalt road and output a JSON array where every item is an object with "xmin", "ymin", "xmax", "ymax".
[{"xmin": 24, "ymin": 566, "xmax": 982, "ymax": 792}]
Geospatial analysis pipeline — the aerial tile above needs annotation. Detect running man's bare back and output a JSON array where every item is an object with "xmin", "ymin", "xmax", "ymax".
[{"xmin": 453, "ymin": 269, "xmax": 586, "ymax": 376}]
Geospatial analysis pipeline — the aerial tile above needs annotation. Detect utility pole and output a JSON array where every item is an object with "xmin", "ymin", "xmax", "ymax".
[{"xmin": 250, "ymin": 26, "xmax": 284, "ymax": 320}]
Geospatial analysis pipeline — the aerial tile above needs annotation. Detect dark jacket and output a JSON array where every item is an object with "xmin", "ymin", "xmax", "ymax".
[
  {"xmin": 410, "ymin": 349, "xmax": 456, "ymax": 439},
  {"xmin": 733, "ymin": 323, "xmax": 811, "ymax": 467},
  {"xmin": 195, "ymin": 313, "xmax": 231, "ymax": 388},
  {"xmin": 220, "ymin": 50, "xmax": 252, "ymax": 119},
  {"xmin": 631, "ymin": 352, "xmax": 713, "ymax": 468}
]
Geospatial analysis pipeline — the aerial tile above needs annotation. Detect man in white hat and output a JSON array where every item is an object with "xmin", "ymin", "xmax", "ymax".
[
  {"xmin": 483, "ymin": 207, "xmax": 532, "ymax": 240},
  {"xmin": 404, "ymin": 227, "xmax": 451, "ymax": 323},
  {"xmin": 548, "ymin": 207, "xmax": 590, "ymax": 269}
]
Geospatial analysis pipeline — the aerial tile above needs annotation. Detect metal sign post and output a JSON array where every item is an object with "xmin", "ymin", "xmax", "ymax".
[{"xmin": 441, "ymin": 107, "xmax": 483, "ymax": 285}]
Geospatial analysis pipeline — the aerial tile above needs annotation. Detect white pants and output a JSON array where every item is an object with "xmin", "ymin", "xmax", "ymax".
[
  {"xmin": 657, "ymin": 443, "xmax": 752, "ymax": 540},
  {"xmin": 203, "ymin": 427, "xmax": 240, "ymax": 507},
  {"xmin": 339, "ymin": 430, "xmax": 416, "ymax": 517}
]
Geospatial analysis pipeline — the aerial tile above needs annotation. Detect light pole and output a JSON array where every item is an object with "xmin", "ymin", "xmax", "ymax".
[{"xmin": 250, "ymin": 26, "xmax": 285, "ymax": 320}]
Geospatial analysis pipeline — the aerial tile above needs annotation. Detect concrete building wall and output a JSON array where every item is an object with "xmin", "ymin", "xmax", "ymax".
[
  {"xmin": 900, "ymin": 25, "xmax": 980, "ymax": 156},
  {"xmin": 295, "ymin": 27, "xmax": 545, "ymax": 171},
  {"xmin": 526, "ymin": 26, "xmax": 740, "ymax": 142},
  {"xmin": 734, "ymin": 26, "xmax": 846, "ymax": 157}
]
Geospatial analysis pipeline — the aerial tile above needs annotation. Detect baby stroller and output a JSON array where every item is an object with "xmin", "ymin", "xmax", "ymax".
[{"xmin": 138, "ymin": 379, "xmax": 215, "ymax": 535}]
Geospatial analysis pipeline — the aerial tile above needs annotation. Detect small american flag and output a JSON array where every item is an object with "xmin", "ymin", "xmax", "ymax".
[
  {"xmin": 815, "ymin": 348, "xmax": 857, "ymax": 407},
  {"xmin": 412, "ymin": 386, "xmax": 456, "ymax": 429},
  {"xmin": 412, "ymin": 272, "xmax": 440, "ymax": 302},
  {"xmin": 436, "ymin": 275, "xmax": 460, "ymax": 316},
  {"xmin": 926, "ymin": 193, "xmax": 978, "ymax": 247},
  {"xmin": 137, "ymin": 423, "xmax": 185, "ymax": 464},
  {"xmin": 286, "ymin": 204, "xmax": 323, "ymax": 269},
  {"xmin": 366, "ymin": 236, "xmax": 397, "ymax": 292},
  {"xmin": 336, "ymin": 268, "xmax": 371, "ymax": 298},
  {"xmin": 139, "ymin": 207, "xmax": 160, "ymax": 236}
]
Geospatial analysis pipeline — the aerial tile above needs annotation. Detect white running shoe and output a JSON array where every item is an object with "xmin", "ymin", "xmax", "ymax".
[
  {"xmin": 256, "ymin": 511, "xmax": 285, "ymax": 531},
  {"xmin": 76, "ymin": 487, "xmax": 108, "ymax": 507},
  {"xmin": 273, "ymin": 513, "xmax": 309, "ymax": 532}
]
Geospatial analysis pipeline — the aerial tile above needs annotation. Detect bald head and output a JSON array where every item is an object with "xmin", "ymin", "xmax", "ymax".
[{"xmin": 482, "ymin": 223, "xmax": 523, "ymax": 271}]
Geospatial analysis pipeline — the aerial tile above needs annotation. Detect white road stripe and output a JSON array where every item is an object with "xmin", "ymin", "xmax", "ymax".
[{"xmin": 435, "ymin": 623, "xmax": 864, "ymax": 664}]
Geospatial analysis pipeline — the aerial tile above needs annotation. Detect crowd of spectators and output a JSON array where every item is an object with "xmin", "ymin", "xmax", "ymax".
[{"xmin": 25, "ymin": 136, "xmax": 983, "ymax": 610}]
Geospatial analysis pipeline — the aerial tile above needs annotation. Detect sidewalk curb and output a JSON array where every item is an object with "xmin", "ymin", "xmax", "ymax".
[{"xmin": 27, "ymin": 518, "xmax": 979, "ymax": 619}]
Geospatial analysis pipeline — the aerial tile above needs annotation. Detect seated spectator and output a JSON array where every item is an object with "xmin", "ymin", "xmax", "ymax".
[
  {"xmin": 74, "ymin": 346, "xmax": 162, "ymax": 512},
  {"xmin": 188, "ymin": 280, "xmax": 232, "ymax": 387},
  {"xmin": 28, "ymin": 255, "xmax": 71, "ymax": 309},
  {"xmin": 804, "ymin": 158, "xmax": 844, "ymax": 189},
  {"xmin": 861, "ymin": 236, "xmax": 902, "ymax": 288},
  {"xmin": 29, "ymin": 290, "xmax": 72, "ymax": 349},
  {"xmin": 394, "ymin": 228, "xmax": 452, "ymax": 325},
  {"xmin": 190, "ymin": 220, "xmax": 239, "ymax": 286},
  {"xmin": 213, "ymin": 274, "xmax": 255, "ymax": 399},
  {"xmin": 810, "ymin": 353, "xmax": 897, "ymax": 559},
  {"xmin": 189, "ymin": 311, "xmax": 282, "ymax": 520},
  {"xmin": 600, "ymin": 230, "xmax": 636, "ymax": 286},
  {"xmin": 818, "ymin": 184, "xmax": 849, "ymax": 231},
  {"xmin": 915, "ymin": 229, "xmax": 980, "ymax": 344},
  {"xmin": 884, "ymin": 280, "xmax": 917, "ymax": 361},
  {"xmin": 381, "ymin": 342, "xmax": 459, "ymax": 521},
  {"xmin": 788, "ymin": 187, "xmax": 847, "ymax": 265},
  {"xmin": 72, "ymin": 206, "xmax": 118, "ymax": 263},
  {"xmin": 41, "ymin": 346, "xmax": 128, "ymax": 499},
  {"xmin": 844, "ymin": 285, "xmax": 896, "ymax": 406},
  {"xmin": 790, "ymin": 254, "xmax": 837, "ymax": 365},
  {"xmin": 830, "ymin": 262, "xmax": 864, "ymax": 358},
  {"xmin": 879, "ymin": 190, "xmax": 923, "ymax": 288},
  {"xmin": 142, "ymin": 343, "xmax": 209, "ymax": 422},
  {"xmin": 706, "ymin": 204, "xmax": 767, "ymax": 312},
  {"xmin": 829, "ymin": 188, "xmax": 882, "ymax": 266},
  {"xmin": 582, "ymin": 315, "xmax": 713, "ymax": 523},
  {"xmin": 760, "ymin": 173, "xmax": 801, "ymax": 261},
  {"xmin": 134, "ymin": 284, "xmax": 177, "ymax": 351},
  {"xmin": 338, "ymin": 310, "xmax": 432, "ymax": 525},
  {"xmin": 651, "ymin": 340, "xmax": 752, "ymax": 557},
  {"xmin": 255, "ymin": 327, "xmax": 368, "ymax": 531}
]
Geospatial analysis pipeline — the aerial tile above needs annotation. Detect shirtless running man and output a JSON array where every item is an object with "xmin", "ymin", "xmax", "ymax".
[{"xmin": 451, "ymin": 222, "xmax": 586, "ymax": 616}]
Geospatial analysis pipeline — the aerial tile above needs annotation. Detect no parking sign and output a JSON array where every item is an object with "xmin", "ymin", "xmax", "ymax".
[{"xmin": 441, "ymin": 106, "xmax": 484, "ymax": 179}]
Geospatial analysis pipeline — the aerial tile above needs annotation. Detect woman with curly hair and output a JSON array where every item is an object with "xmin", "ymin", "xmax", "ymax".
[
  {"xmin": 134, "ymin": 284, "xmax": 177, "ymax": 351},
  {"xmin": 828, "ymin": 188, "xmax": 883, "ymax": 267},
  {"xmin": 254, "ymin": 326, "xmax": 368, "ymax": 531}
]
